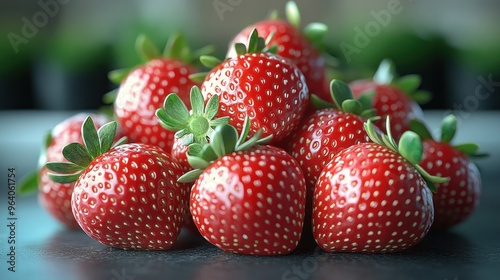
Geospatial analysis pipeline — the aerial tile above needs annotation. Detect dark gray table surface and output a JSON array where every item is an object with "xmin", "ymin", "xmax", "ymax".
[{"xmin": 0, "ymin": 110, "xmax": 499, "ymax": 280}]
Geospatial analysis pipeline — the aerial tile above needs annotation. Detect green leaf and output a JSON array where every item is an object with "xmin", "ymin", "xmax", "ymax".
[
  {"xmin": 102, "ymin": 89, "xmax": 118, "ymax": 105},
  {"xmin": 18, "ymin": 171, "xmax": 39, "ymax": 195},
  {"xmin": 162, "ymin": 94, "xmax": 190, "ymax": 126},
  {"xmin": 398, "ymin": 131, "xmax": 423, "ymax": 165},
  {"xmin": 112, "ymin": 136, "xmax": 128, "ymax": 148},
  {"xmin": 189, "ymin": 72, "xmax": 208, "ymax": 84},
  {"xmin": 45, "ymin": 162, "xmax": 83, "ymax": 173},
  {"xmin": 454, "ymin": 143, "xmax": 479, "ymax": 155},
  {"xmin": 440, "ymin": 114, "xmax": 457, "ymax": 143},
  {"xmin": 424, "ymin": 179, "xmax": 438, "ymax": 193},
  {"xmin": 108, "ymin": 68, "xmax": 131, "ymax": 84},
  {"xmin": 384, "ymin": 116, "xmax": 398, "ymax": 149},
  {"xmin": 62, "ymin": 143, "xmax": 92, "ymax": 167},
  {"xmin": 373, "ymin": 59, "xmax": 395, "ymax": 84},
  {"xmin": 357, "ymin": 91, "xmax": 374, "ymax": 111},
  {"xmin": 199, "ymin": 55, "xmax": 221, "ymax": 68},
  {"xmin": 410, "ymin": 90, "xmax": 432, "ymax": 104},
  {"xmin": 81, "ymin": 117, "xmax": 100, "ymax": 159},
  {"xmin": 364, "ymin": 119, "xmax": 383, "ymax": 145},
  {"xmin": 341, "ymin": 100, "xmax": 363, "ymax": 115},
  {"xmin": 236, "ymin": 117, "xmax": 252, "ymax": 148},
  {"xmin": 205, "ymin": 94, "xmax": 220, "ymax": 120},
  {"xmin": 237, "ymin": 129, "xmax": 262, "ymax": 151},
  {"xmin": 396, "ymin": 75, "xmax": 421, "ymax": 93},
  {"xmin": 136, "ymin": 34, "xmax": 161, "ymax": 62},
  {"xmin": 234, "ymin": 43, "xmax": 247, "ymax": 56},
  {"xmin": 247, "ymin": 29, "xmax": 259, "ymax": 53},
  {"xmin": 163, "ymin": 31, "xmax": 187, "ymax": 59},
  {"xmin": 190, "ymin": 86, "xmax": 205, "ymax": 116},
  {"xmin": 186, "ymin": 155, "xmax": 210, "ymax": 170},
  {"xmin": 97, "ymin": 121, "xmax": 117, "ymax": 154},
  {"xmin": 285, "ymin": 1, "xmax": 301, "ymax": 28},
  {"xmin": 177, "ymin": 169, "xmax": 204, "ymax": 183},
  {"xmin": 330, "ymin": 79, "xmax": 354, "ymax": 109},
  {"xmin": 210, "ymin": 124, "xmax": 238, "ymax": 157},
  {"xmin": 191, "ymin": 45, "xmax": 216, "ymax": 63},
  {"xmin": 310, "ymin": 94, "xmax": 335, "ymax": 110},
  {"xmin": 409, "ymin": 119, "xmax": 433, "ymax": 140},
  {"xmin": 304, "ymin": 22, "xmax": 328, "ymax": 43},
  {"xmin": 48, "ymin": 172, "xmax": 82, "ymax": 184}
]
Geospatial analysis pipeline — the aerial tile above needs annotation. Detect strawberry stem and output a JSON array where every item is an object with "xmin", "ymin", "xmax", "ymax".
[{"xmin": 285, "ymin": 1, "xmax": 301, "ymax": 29}]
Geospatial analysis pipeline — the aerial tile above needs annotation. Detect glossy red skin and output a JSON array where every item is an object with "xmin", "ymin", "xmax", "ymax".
[
  {"xmin": 201, "ymin": 52, "xmax": 309, "ymax": 145},
  {"xmin": 114, "ymin": 58, "xmax": 200, "ymax": 151},
  {"xmin": 227, "ymin": 19, "xmax": 330, "ymax": 103},
  {"xmin": 190, "ymin": 145, "xmax": 306, "ymax": 255},
  {"xmin": 286, "ymin": 109, "xmax": 373, "ymax": 190},
  {"xmin": 349, "ymin": 80, "xmax": 424, "ymax": 141},
  {"xmin": 39, "ymin": 113, "xmax": 119, "ymax": 229},
  {"xmin": 313, "ymin": 143, "xmax": 434, "ymax": 253},
  {"xmin": 420, "ymin": 140, "xmax": 481, "ymax": 230},
  {"xmin": 71, "ymin": 143, "xmax": 189, "ymax": 250}
]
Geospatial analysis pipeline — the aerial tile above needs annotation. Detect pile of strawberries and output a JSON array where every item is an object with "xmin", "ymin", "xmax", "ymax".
[{"xmin": 21, "ymin": 2, "xmax": 485, "ymax": 255}]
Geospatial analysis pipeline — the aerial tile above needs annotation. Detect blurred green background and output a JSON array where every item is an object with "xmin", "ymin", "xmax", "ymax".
[{"xmin": 1, "ymin": 0, "xmax": 499, "ymax": 110}]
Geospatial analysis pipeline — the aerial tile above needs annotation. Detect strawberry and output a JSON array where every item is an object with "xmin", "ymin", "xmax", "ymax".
[
  {"xmin": 226, "ymin": 1, "xmax": 333, "ymax": 103},
  {"xmin": 285, "ymin": 80, "xmax": 379, "ymax": 241},
  {"xmin": 349, "ymin": 59, "xmax": 430, "ymax": 141},
  {"xmin": 313, "ymin": 118, "xmax": 447, "ymax": 253},
  {"xmin": 179, "ymin": 119, "xmax": 306, "ymax": 255},
  {"xmin": 286, "ymin": 79, "xmax": 378, "ymax": 193},
  {"xmin": 111, "ymin": 33, "xmax": 212, "ymax": 151},
  {"xmin": 200, "ymin": 29, "xmax": 309, "ymax": 145},
  {"xmin": 45, "ymin": 116, "xmax": 189, "ymax": 250},
  {"xmin": 410, "ymin": 114, "xmax": 486, "ymax": 230},
  {"xmin": 19, "ymin": 113, "xmax": 122, "ymax": 229},
  {"xmin": 156, "ymin": 85, "xmax": 229, "ymax": 235}
]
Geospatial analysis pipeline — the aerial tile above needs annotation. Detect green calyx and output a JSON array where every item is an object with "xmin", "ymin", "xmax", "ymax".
[
  {"xmin": 177, "ymin": 117, "xmax": 273, "ymax": 183},
  {"xmin": 311, "ymin": 79, "xmax": 376, "ymax": 119},
  {"xmin": 409, "ymin": 114, "xmax": 488, "ymax": 158},
  {"xmin": 156, "ymin": 85, "xmax": 229, "ymax": 146},
  {"xmin": 370, "ymin": 59, "xmax": 431, "ymax": 104},
  {"xmin": 234, "ymin": 28, "xmax": 278, "ymax": 56},
  {"xmin": 364, "ymin": 117, "xmax": 449, "ymax": 193},
  {"xmin": 104, "ymin": 32, "xmax": 214, "ymax": 104},
  {"xmin": 190, "ymin": 28, "xmax": 278, "ymax": 83},
  {"xmin": 45, "ymin": 116, "xmax": 127, "ymax": 184}
]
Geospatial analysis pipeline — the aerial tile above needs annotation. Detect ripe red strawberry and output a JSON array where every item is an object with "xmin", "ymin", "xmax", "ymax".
[
  {"xmin": 226, "ymin": 1, "xmax": 332, "ymax": 102},
  {"xmin": 179, "ymin": 120, "xmax": 306, "ymax": 255},
  {"xmin": 19, "ymin": 113, "xmax": 122, "ymax": 229},
  {"xmin": 200, "ymin": 29, "xmax": 309, "ymax": 145},
  {"xmin": 46, "ymin": 116, "xmax": 189, "ymax": 250},
  {"xmin": 286, "ymin": 79, "xmax": 378, "ymax": 191},
  {"xmin": 410, "ymin": 114, "xmax": 485, "ymax": 230},
  {"xmin": 349, "ymin": 59, "xmax": 430, "ymax": 141},
  {"xmin": 313, "ymin": 119, "xmax": 447, "ymax": 253},
  {"xmin": 112, "ymin": 33, "xmax": 211, "ymax": 151}
]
